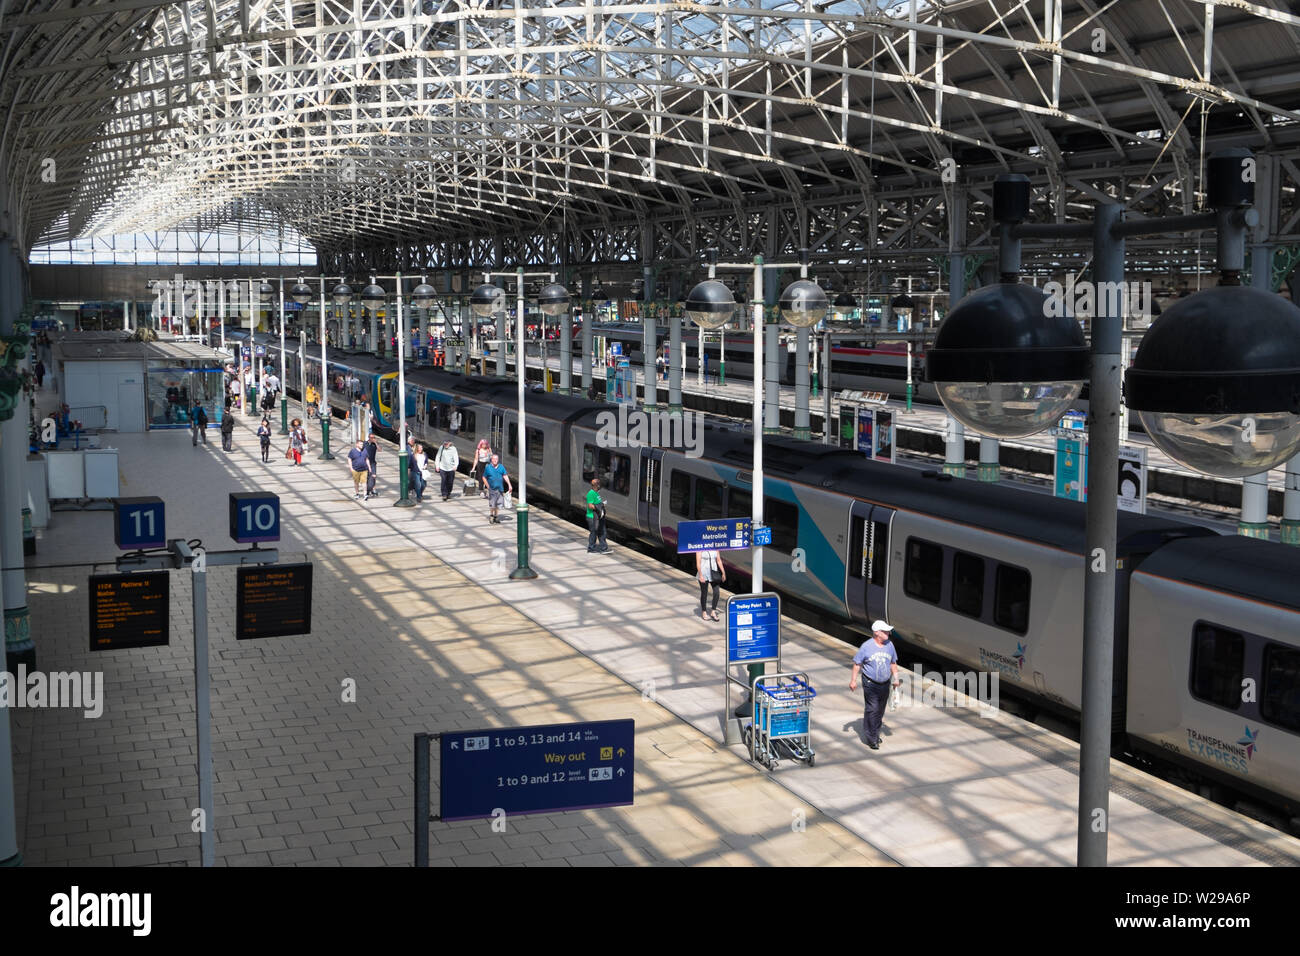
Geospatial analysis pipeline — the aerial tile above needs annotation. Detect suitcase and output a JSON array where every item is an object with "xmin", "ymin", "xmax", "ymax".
[{"xmin": 463, "ymin": 479, "xmax": 478, "ymax": 497}]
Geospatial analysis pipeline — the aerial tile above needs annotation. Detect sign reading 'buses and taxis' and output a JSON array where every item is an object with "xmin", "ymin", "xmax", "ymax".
[
  {"xmin": 236, "ymin": 563, "xmax": 313, "ymax": 640},
  {"xmin": 89, "ymin": 571, "xmax": 170, "ymax": 652}
]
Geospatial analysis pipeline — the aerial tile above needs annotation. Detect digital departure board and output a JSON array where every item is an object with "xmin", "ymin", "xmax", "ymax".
[
  {"xmin": 236, "ymin": 563, "xmax": 312, "ymax": 640},
  {"xmin": 89, "ymin": 571, "xmax": 170, "ymax": 651}
]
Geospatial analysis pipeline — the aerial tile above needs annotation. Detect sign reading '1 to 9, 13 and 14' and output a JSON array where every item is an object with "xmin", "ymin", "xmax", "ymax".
[
  {"xmin": 439, "ymin": 719, "xmax": 635, "ymax": 821},
  {"xmin": 89, "ymin": 571, "xmax": 170, "ymax": 652}
]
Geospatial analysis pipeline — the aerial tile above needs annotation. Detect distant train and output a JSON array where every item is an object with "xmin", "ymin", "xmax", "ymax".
[{"xmin": 223, "ymin": 328, "xmax": 1300, "ymax": 823}]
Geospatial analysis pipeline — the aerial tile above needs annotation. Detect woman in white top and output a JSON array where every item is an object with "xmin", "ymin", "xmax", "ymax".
[
  {"xmin": 411, "ymin": 442, "xmax": 429, "ymax": 502},
  {"xmin": 472, "ymin": 438, "xmax": 492, "ymax": 497},
  {"xmin": 696, "ymin": 549, "xmax": 726, "ymax": 621}
]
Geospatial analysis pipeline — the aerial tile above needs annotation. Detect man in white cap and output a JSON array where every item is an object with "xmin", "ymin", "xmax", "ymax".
[{"xmin": 849, "ymin": 620, "xmax": 900, "ymax": 750}]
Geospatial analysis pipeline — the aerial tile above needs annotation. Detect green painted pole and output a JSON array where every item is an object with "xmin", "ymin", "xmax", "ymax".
[
  {"xmin": 509, "ymin": 505, "xmax": 537, "ymax": 579},
  {"xmin": 395, "ymin": 449, "xmax": 413, "ymax": 507},
  {"xmin": 318, "ymin": 415, "xmax": 335, "ymax": 460},
  {"xmin": 279, "ymin": 395, "xmax": 289, "ymax": 434}
]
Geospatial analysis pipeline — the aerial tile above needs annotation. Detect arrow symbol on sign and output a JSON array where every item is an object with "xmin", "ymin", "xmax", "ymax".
[
  {"xmin": 450, "ymin": 741, "xmax": 459, "ymax": 750},
  {"xmin": 616, "ymin": 767, "xmax": 625, "ymax": 776},
  {"xmin": 617, "ymin": 748, "xmax": 626, "ymax": 757}
]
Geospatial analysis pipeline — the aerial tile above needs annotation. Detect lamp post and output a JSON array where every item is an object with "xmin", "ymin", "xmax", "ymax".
[
  {"xmin": 322, "ymin": 280, "xmax": 353, "ymax": 460},
  {"xmin": 290, "ymin": 278, "xmax": 314, "ymax": 424},
  {"xmin": 387, "ymin": 275, "xmax": 415, "ymax": 508},
  {"xmin": 277, "ymin": 277, "xmax": 289, "ymax": 434},
  {"xmin": 253, "ymin": 280, "xmax": 273, "ymax": 415},
  {"xmin": 539, "ymin": 283, "xmax": 570, "ymax": 394},
  {"xmin": 361, "ymin": 278, "xmax": 385, "ymax": 358},
  {"xmin": 890, "ymin": 292, "xmax": 916, "ymax": 410},
  {"xmin": 473, "ymin": 271, "xmax": 567, "ymax": 579},
  {"xmin": 686, "ymin": 256, "xmax": 825, "ymax": 725},
  {"xmin": 411, "ymin": 281, "xmax": 436, "ymax": 365},
  {"xmin": 471, "ymin": 282, "xmax": 507, "ymax": 377},
  {"xmin": 927, "ymin": 148, "xmax": 1300, "ymax": 867}
]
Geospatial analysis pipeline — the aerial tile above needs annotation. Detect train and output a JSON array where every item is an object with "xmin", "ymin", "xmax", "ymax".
[{"xmin": 222, "ymin": 328, "xmax": 1300, "ymax": 826}]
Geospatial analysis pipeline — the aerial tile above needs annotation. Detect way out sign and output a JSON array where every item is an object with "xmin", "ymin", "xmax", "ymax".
[{"xmin": 229, "ymin": 492, "xmax": 280, "ymax": 543}]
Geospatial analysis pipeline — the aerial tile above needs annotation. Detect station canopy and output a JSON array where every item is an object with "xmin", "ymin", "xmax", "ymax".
[{"xmin": 3, "ymin": 0, "xmax": 1298, "ymax": 255}]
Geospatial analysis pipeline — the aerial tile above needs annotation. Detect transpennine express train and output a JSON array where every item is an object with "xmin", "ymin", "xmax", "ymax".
[{"xmin": 225, "ymin": 329, "xmax": 1300, "ymax": 826}]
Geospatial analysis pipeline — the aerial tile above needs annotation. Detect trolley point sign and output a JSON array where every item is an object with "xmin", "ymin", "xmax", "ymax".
[{"xmin": 727, "ymin": 593, "xmax": 781, "ymax": 665}]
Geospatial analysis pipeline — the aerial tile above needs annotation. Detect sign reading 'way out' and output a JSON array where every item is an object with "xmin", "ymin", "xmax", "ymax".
[{"xmin": 439, "ymin": 719, "xmax": 634, "ymax": 821}]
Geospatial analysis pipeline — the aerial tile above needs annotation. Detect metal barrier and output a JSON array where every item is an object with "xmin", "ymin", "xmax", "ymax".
[{"xmin": 68, "ymin": 405, "xmax": 109, "ymax": 430}]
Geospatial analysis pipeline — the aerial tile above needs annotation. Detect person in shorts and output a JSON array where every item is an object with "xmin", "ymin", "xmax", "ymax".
[
  {"xmin": 347, "ymin": 439, "xmax": 369, "ymax": 499},
  {"xmin": 481, "ymin": 453, "xmax": 512, "ymax": 524}
]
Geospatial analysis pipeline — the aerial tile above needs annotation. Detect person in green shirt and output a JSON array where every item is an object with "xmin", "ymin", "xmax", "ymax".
[{"xmin": 585, "ymin": 477, "xmax": 609, "ymax": 553}]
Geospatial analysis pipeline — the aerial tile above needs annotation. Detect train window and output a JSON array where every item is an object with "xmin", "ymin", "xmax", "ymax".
[
  {"xmin": 509, "ymin": 424, "xmax": 518, "ymax": 457},
  {"xmin": 727, "ymin": 489, "xmax": 751, "ymax": 521},
  {"xmin": 1261, "ymin": 645, "xmax": 1300, "ymax": 732},
  {"xmin": 904, "ymin": 538, "xmax": 943, "ymax": 605},
  {"xmin": 669, "ymin": 470, "xmax": 690, "ymax": 517},
  {"xmin": 582, "ymin": 444, "xmax": 630, "ymax": 495},
  {"xmin": 764, "ymin": 498, "xmax": 798, "ymax": 555},
  {"xmin": 1190, "ymin": 623, "xmax": 1245, "ymax": 712},
  {"xmin": 527, "ymin": 427, "xmax": 544, "ymax": 467},
  {"xmin": 639, "ymin": 456, "xmax": 660, "ymax": 506},
  {"xmin": 379, "ymin": 377, "xmax": 395, "ymax": 409},
  {"xmin": 849, "ymin": 516, "xmax": 867, "ymax": 580},
  {"xmin": 695, "ymin": 479, "xmax": 724, "ymax": 520},
  {"xmin": 993, "ymin": 564, "xmax": 1030, "ymax": 634},
  {"xmin": 870, "ymin": 521, "xmax": 888, "ymax": 588},
  {"xmin": 952, "ymin": 552, "xmax": 985, "ymax": 619}
]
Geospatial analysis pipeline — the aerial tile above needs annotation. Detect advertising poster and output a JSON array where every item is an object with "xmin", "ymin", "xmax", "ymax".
[
  {"xmin": 873, "ymin": 410, "xmax": 895, "ymax": 463},
  {"xmin": 1055, "ymin": 437, "xmax": 1087, "ymax": 501},
  {"xmin": 1118, "ymin": 444, "xmax": 1148, "ymax": 514},
  {"xmin": 857, "ymin": 408, "xmax": 874, "ymax": 456}
]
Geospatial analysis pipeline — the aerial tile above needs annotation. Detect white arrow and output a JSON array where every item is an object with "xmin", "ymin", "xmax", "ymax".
[
  {"xmin": 450, "ymin": 741, "xmax": 459, "ymax": 749},
  {"xmin": 616, "ymin": 767, "xmax": 625, "ymax": 776}
]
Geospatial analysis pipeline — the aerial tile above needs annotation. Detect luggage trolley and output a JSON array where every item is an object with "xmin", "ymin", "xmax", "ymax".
[{"xmin": 744, "ymin": 672, "xmax": 817, "ymax": 770}]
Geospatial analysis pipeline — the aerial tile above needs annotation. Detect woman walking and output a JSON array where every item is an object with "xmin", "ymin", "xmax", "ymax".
[
  {"xmin": 288, "ymin": 418, "xmax": 308, "ymax": 466},
  {"xmin": 257, "ymin": 417, "xmax": 272, "ymax": 463},
  {"xmin": 696, "ymin": 548, "xmax": 725, "ymax": 621},
  {"xmin": 471, "ymin": 438, "xmax": 492, "ymax": 498},
  {"xmin": 411, "ymin": 442, "xmax": 429, "ymax": 502}
]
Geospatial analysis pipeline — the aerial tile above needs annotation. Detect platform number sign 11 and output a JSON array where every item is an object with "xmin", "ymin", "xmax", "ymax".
[
  {"xmin": 114, "ymin": 497, "xmax": 167, "ymax": 550},
  {"xmin": 229, "ymin": 492, "xmax": 280, "ymax": 544}
]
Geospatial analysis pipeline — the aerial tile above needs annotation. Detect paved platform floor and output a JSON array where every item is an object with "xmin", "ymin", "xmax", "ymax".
[{"xmin": 13, "ymin": 414, "xmax": 1300, "ymax": 866}]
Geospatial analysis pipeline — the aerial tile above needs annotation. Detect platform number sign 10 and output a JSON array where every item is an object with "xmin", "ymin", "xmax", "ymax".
[
  {"xmin": 229, "ymin": 492, "xmax": 280, "ymax": 544},
  {"xmin": 114, "ymin": 497, "xmax": 167, "ymax": 550}
]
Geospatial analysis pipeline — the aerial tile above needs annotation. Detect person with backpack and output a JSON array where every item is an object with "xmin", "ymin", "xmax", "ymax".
[
  {"xmin": 287, "ymin": 418, "xmax": 308, "ymax": 466},
  {"xmin": 696, "ymin": 548, "xmax": 725, "ymax": 621},
  {"xmin": 220, "ymin": 409, "xmax": 236, "ymax": 451},
  {"xmin": 191, "ymin": 400, "xmax": 208, "ymax": 446},
  {"xmin": 585, "ymin": 477, "xmax": 608, "ymax": 553}
]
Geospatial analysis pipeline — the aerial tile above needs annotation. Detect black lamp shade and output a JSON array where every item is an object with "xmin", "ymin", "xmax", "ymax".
[
  {"xmin": 890, "ymin": 294, "xmax": 916, "ymax": 310},
  {"xmin": 927, "ymin": 282, "xmax": 1089, "ymax": 383},
  {"xmin": 1125, "ymin": 286, "xmax": 1300, "ymax": 413},
  {"xmin": 833, "ymin": 292, "xmax": 858, "ymax": 309}
]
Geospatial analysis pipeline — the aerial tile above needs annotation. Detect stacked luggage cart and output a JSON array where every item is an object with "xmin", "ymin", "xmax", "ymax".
[{"xmin": 743, "ymin": 672, "xmax": 817, "ymax": 770}]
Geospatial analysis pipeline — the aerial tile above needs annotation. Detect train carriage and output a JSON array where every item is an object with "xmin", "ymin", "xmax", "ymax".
[{"xmin": 1128, "ymin": 536, "xmax": 1300, "ymax": 811}]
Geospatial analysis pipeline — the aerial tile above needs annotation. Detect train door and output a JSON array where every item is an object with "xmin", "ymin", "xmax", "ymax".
[
  {"xmin": 490, "ymin": 410, "xmax": 505, "ymax": 454},
  {"xmin": 845, "ymin": 500, "xmax": 892, "ymax": 625},
  {"xmin": 637, "ymin": 448, "xmax": 664, "ymax": 539}
]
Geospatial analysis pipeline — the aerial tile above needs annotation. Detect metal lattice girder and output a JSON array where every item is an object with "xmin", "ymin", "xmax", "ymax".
[{"xmin": 2, "ymin": 0, "xmax": 1299, "ymax": 262}]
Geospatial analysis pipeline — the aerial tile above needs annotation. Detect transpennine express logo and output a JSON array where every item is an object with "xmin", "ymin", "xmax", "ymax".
[
  {"xmin": 978, "ymin": 643, "xmax": 1027, "ymax": 679},
  {"xmin": 1237, "ymin": 725, "xmax": 1259, "ymax": 760}
]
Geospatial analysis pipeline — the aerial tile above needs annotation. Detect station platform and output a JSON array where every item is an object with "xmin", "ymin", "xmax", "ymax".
[{"xmin": 12, "ymin": 411, "xmax": 1300, "ymax": 866}]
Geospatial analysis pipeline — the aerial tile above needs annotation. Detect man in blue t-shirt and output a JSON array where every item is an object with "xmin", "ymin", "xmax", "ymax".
[
  {"xmin": 849, "ymin": 620, "xmax": 900, "ymax": 750},
  {"xmin": 481, "ymin": 453, "xmax": 512, "ymax": 525}
]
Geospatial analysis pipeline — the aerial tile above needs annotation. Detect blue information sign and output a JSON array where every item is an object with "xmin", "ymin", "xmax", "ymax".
[
  {"xmin": 229, "ymin": 492, "xmax": 281, "ymax": 543},
  {"xmin": 727, "ymin": 593, "xmax": 781, "ymax": 665},
  {"xmin": 113, "ymin": 497, "xmax": 166, "ymax": 550},
  {"xmin": 676, "ymin": 517, "xmax": 751, "ymax": 554},
  {"xmin": 439, "ymin": 719, "xmax": 635, "ymax": 821},
  {"xmin": 752, "ymin": 525, "xmax": 773, "ymax": 547}
]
